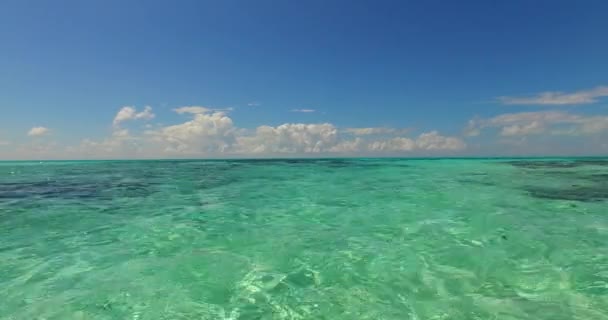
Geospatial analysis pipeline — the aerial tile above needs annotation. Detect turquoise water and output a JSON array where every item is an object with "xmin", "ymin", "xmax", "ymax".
[{"xmin": 1, "ymin": 158, "xmax": 607, "ymax": 319}]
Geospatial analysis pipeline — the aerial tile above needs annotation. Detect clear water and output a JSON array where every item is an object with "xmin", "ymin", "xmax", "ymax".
[{"xmin": 1, "ymin": 158, "xmax": 607, "ymax": 320}]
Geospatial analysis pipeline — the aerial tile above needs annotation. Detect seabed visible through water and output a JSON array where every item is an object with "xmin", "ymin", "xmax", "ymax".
[{"xmin": 1, "ymin": 158, "xmax": 607, "ymax": 319}]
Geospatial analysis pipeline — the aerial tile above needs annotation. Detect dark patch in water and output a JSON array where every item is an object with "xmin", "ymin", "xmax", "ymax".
[
  {"xmin": 195, "ymin": 173, "xmax": 241, "ymax": 190},
  {"xmin": 524, "ymin": 184, "xmax": 608, "ymax": 202},
  {"xmin": 0, "ymin": 181, "xmax": 99, "ymax": 200},
  {"xmin": 505, "ymin": 160, "xmax": 581, "ymax": 169},
  {"xmin": 586, "ymin": 173, "xmax": 608, "ymax": 183},
  {"xmin": 235, "ymin": 159, "xmax": 317, "ymax": 165},
  {"xmin": 230, "ymin": 158, "xmax": 407, "ymax": 169},
  {"xmin": 574, "ymin": 159, "xmax": 608, "ymax": 166},
  {"xmin": 456, "ymin": 179, "xmax": 495, "ymax": 187},
  {"xmin": 507, "ymin": 164, "xmax": 608, "ymax": 201},
  {"xmin": 0, "ymin": 179, "xmax": 156, "ymax": 200},
  {"xmin": 285, "ymin": 269, "xmax": 317, "ymax": 288},
  {"xmin": 524, "ymin": 170, "xmax": 608, "ymax": 183},
  {"xmin": 457, "ymin": 172, "xmax": 494, "ymax": 186},
  {"xmin": 319, "ymin": 160, "xmax": 355, "ymax": 168},
  {"xmin": 505, "ymin": 159, "xmax": 608, "ymax": 169},
  {"xmin": 103, "ymin": 181, "xmax": 153, "ymax": 198}
]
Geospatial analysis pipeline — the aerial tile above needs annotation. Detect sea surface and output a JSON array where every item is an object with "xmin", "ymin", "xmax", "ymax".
[{"xmin": 1, "ymin": 158, "xmax": 607, "ymax": 320}]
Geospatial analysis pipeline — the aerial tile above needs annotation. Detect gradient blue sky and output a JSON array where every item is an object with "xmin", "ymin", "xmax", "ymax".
[{"xmin": 1, "ymin": 0, "xmax": 608, "ymax": 159}]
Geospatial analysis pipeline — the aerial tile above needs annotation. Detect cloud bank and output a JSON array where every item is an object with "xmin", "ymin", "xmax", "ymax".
[
  {"xmin": 5, "ymin": 96, "xmax": 608, "ymax": 159},
  {"xmin": 498, "ymin": 86, "xmax": 608, "ymax": 106},
  {"xmin": 6, "ymin": 106, "xmax": 467, "ymax": 159},
  {"xmin": 140, "ymin": 109, "xmax": 465, "ymax": 157},
  {"xmin": 466, "ymin": 111, "xmax": 608, "ymax": 137}
]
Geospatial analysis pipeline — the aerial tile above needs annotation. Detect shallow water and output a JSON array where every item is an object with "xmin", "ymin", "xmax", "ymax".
[{"xmin": 1, "ymin": 158, "xmax": 607, "ymax": 319}]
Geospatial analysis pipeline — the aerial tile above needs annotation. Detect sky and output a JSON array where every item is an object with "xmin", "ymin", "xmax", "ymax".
[{"xmin": 1, "ymin": 0, "xmax": 608, "ymax": 159}]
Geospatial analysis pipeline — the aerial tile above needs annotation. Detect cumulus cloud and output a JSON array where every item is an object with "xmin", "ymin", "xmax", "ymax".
[
  {"xmin": 140, "ymin": 110, "xmax": 465, "ymax": 156},
  {"xmin": 76, "ymin": 129, "xmax": 140, "ymax": 157},
  {"xmin": 352, "ymin": 132, "xmax": 466, "ymax": 152},
  {"xmin": 232, "ymin": 123, "xmax": 464, "ymax": 155},
  {"xmin": 236, "ymin": 123, "xmax": 338, "ymax": 154},
  {"xmin": 466, "ymin": 111, "xmax": 608, "ymax": 137},
  {"xmin": 113, "ymin": 106, "xmax": 155, "ymax": 126},
  {"xmin": 328, "ymin": 137, "xmax": 365, "ymax": 153},
  {"xmin": 343, "ymin": 127, "xmax": 411, "ymax": 136},
  {"xmin": 147, "ymin": 111, "xmax": 236, "ymax": 154},
  {"xmin": 4, "ymin": 105, "xmax": 468, "ymax": 159},
  {"xmin": 27, "ymin": 126, "xmax": 50, "ymax": 137},
  {"xmin": 366, "ymin": 132, "xmax": 465, "ymax": 152},
  {"xmin": 498, "ymin": 86, "xmax": 608, "ymax": 105},
  {"xmin": 415, "ymin": 131, "xmax": 467, "ymax": 150},
  {"xmin": 290, "ymin": 109, "xmax": 316, "ymax": 113},
  {"xmin": 368, "ymin": 137, "xmax": 416, "ymax": 152}
]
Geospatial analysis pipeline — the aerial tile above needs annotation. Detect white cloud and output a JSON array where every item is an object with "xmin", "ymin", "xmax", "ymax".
[
  {"xmin": 75, "ymin": 114, "xmax": 468, "ymax": 157},
  {"xmin": 500, "ymin": 121, "xmax": 544, "ymax": 136},
  {"xmin": 464, "ymin": 119, "xmax": 481, "ymax": 137},
  {"xmin": 236, "ymin": 123, "xmax": 338, "ymax": 154},
  {"xmin": 236, "ymin": 124, "xmax": 463, "ymax": 154},
  {"xmin": 83, "ymin": 106, "xmax": 155, "ymax": 156},
  {"xmin": 466, "ymin": 111, "xmax": 608, "ymax": 137},
  {"xmin": 343, "ymin": 127, "xmax": 401, "ymax": 136},
  {"xmin": 173, "ymin": 106, "xmax": 210, "ymax": 114},
  {"xmin": 361, "ymin": 131, "xmax": 466, "ymax": 152},
  {"xmin": 112, "ymin": 128, "xmax": 130, "ymax": 138},
  {"xmin": 113, "ymin": 106, "xmax": 155, "ymax": 126},
  {"xmin": 147, "ymin": 111, "xmax": 236, "ymax": 154},
  {"xmin": 368, "ymin": 137, "xmax": 416, "ymax": 152},
  {"xmin": 290, "ymin": 109, "xmax": 316, "ymax": 113},
  {"xmin": 2, "ymin": 105, "xmax": 468, "ymax": 159},
  {"xmin": 174, "ymin": 106, "xmax": 234, "ymax": 114},
  {"xmin": 328, "ymin": 137, "xmax": 365, "ymax": 153},
  {"xmin": 415, "ymin": 131, "xmax": 467, "ymax": 150},
  {"xmin": 76, "ymin": 129, "xmax": 140, "ymax": 157},
  {"xmin": 137, "ymin": 106, "xmax": 155, "ymax": 120},
  {"xmin": 27, "ymin": 126, "xmax": 50, "ymax": 137},
  {"xmin": 0, "ymin": 140, "xmax": 10, "ymax": 146},
  {"xmin": 151, "ymin": 110, "xmax": 420, "ymax": 156},
  {"xmin": 247, "ymin": 102, "xmax": 261, "ymax": 107},
  {"xmin": 498, "ymin": 86, "xmax": 608, "ymax": 105},
  {"xmin": 113, "ymin": 107, "xmax": 136, "ymax": 125}
]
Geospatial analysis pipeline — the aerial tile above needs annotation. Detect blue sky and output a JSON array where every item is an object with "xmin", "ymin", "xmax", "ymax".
[{"xmin": 1, "ymin": 0, "xmax": 608, "ymax": 159}]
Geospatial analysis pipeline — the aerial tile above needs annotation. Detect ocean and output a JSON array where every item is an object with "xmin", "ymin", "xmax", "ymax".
[{"xmin": 1, "ymin": 158, "xmax": 607, "ymax": 319}]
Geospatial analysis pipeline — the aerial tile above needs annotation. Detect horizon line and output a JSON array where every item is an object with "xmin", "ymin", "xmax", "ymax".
[{"xmin": 2, "ymin": 155, "xmax": 608, "ymax": 162}]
